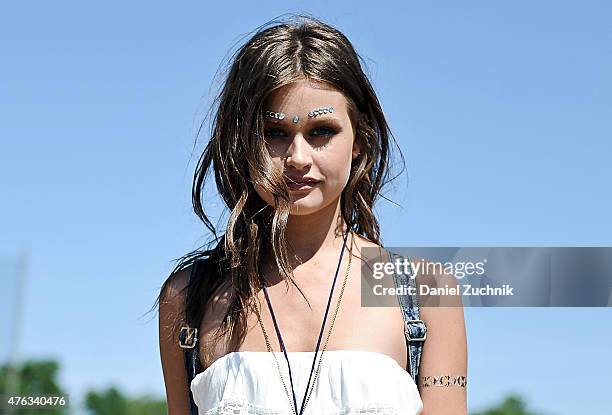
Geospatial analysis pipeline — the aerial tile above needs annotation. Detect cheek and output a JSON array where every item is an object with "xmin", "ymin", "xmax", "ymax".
[{"xmin": 318, "ymin": 147, "xmax": 354, "ymax": 186}]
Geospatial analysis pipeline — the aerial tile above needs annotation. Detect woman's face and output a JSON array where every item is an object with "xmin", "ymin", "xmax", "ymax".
[{"xmin": 253, "ymin": 79, "xmax": 360, "ymax": 216}]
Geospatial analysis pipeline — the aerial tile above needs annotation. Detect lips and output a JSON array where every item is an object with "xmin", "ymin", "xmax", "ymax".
[
  {"xmin": 285, "ymin": 178, "xmax": 321, "ymax": 191},
  {"xmin": 285, "ymin": 176, "xmax": 320, "ymax": 184},
  {"xmin": 286, "ymin": 179, "xmax": 319, "ymax": 184}
]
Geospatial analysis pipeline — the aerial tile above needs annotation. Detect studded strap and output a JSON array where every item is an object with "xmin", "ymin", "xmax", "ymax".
[{"xmin": 390, "ymin": 251, "xmax": 427, "ymax": 384}]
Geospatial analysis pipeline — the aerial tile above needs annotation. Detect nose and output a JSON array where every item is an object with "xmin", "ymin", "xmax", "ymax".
[{"xmin": 285, "ymin": 133, "xmax": 312, "ymax": 169}]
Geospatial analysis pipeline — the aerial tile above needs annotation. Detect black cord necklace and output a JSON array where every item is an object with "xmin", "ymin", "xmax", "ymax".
[{"xmin": 261, "ymin": 227, "xmax": 350, "ymax": 415}]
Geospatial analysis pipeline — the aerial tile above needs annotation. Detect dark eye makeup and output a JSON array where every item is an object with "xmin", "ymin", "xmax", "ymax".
[{"xmin": 263, "ymin": 124, "xmax": 339, "ymax": 139}]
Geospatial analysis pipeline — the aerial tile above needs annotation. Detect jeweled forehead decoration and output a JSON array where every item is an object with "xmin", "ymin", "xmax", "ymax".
[
  {"xmin": 264, "ymin": 110, "xmax": 285, "ymax": 120},
  {"xmin": 264, "ymin": 106, "xmax": 334, "ymax": 124},
  {"xmin": 308, "ymin": 106, "xmax": 334, "ymax": 117}
]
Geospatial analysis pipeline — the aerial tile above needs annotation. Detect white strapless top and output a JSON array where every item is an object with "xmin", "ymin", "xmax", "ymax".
[{"xmin": 190, "ymin": 350, "xmax": 423, "ymax": 415}]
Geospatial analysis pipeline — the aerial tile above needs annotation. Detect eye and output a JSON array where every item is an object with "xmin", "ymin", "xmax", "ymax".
[
  {"xmin": 263, "ymin": 125, "xmax": 338, "ymax": 140},
  {"xmin": 311, "ymin": 126, "xmax": 336, "ymax": 137},
  {"xmin": 264, "ymin": 127, "xmax": 287, "ymax": 138}
]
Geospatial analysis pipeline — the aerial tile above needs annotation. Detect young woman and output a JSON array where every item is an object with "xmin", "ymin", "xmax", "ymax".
[{"xmin": 156, "ymin": 15, "xmax": 467, "ymax": 415}]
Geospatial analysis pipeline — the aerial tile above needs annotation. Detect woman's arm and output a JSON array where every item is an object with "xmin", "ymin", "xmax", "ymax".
[
  {"xmin": 416, "ymin": 260, "xmax": 468, "ymax": 415},
  {"xmin": 159, "ymin": 267, "xmax": 192, "ymax": 415}
]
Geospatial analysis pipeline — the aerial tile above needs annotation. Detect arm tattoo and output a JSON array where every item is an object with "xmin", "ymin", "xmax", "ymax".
[{"xmin": 419, "ymin": 375, "xmax": 467, "ymax": 388}]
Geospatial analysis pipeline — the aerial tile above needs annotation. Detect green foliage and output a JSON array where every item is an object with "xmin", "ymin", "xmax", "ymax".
[
  {"xmin": 85, "ymin": 386, "xmax": 166, "ymax": 415},
  {"xmin": 85, "ymin": 387, "xmax": 129, "ymax": 415},
  {"xmin": 471, "ymin": 394, "xmax": 548, "ymax": 415}
]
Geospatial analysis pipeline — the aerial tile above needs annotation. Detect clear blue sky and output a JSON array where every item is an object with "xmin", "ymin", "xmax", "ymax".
[{"xmin": 1, "ymin": 1, "xmax": 611, "ymax": 414}]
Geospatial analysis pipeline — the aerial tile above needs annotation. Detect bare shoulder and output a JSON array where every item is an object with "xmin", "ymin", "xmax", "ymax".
[
  {"xmin": 159, "ymin": 265, "xmax": 192, "ymax": 332},
  {"xmin": 160, "ymin": 265, "xmax": 191, "ymax": 304},
  {"xmin": 350, "ymin": 233, "xmax": 394, "ymax": 264}
]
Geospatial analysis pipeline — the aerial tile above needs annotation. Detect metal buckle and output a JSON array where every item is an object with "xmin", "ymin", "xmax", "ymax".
[
  {"xmin": 178, "ymin": 326, "xmax": 198, "ymax": 349},
  {"xmin": 405, "ymin": 319, "xmax": 427, "ymax": 341}
]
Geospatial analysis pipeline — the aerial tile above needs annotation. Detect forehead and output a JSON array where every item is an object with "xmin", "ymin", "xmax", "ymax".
[{"xmin": 263, "ymin": 79, "xmax": 348, "ymax": 113}]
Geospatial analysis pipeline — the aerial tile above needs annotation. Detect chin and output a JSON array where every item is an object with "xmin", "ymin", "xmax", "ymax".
[
  {"xmin": 288, "ymin": 201, "xmax": 322, "ymax": 216},
  {"xmin": 287, "ymin": 193, "xmax": 336, "ymax": 216}
]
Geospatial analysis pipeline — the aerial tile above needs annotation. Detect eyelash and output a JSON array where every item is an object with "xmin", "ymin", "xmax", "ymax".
[{"xmin": 264, "ymin": 126, "xmax": 337, "ymax": 139}]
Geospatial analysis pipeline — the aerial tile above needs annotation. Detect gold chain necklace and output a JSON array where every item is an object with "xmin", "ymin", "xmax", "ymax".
[{"xmin": 254, "ymin": 231, "xmax": 354, "ymax": 415}]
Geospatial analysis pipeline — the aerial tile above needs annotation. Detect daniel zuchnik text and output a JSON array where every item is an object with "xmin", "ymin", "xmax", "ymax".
[{"xmin": 373, "ymin": 283, "xmax": 515, "ymax": 296}]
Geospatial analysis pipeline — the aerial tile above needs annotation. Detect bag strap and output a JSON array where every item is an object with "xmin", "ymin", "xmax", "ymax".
[
  {"xmin": 178, "ymin": 260, "xmax": 202, "ymax": 415},
  {"xmin": 390, "ymin": 251, "xmax": 427, "ymax": 384}
]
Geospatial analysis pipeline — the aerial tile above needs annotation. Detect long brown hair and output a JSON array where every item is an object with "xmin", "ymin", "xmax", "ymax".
[{"xmin": 153, "ymin": 13, "xmax": 405, "ymax": 365}]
